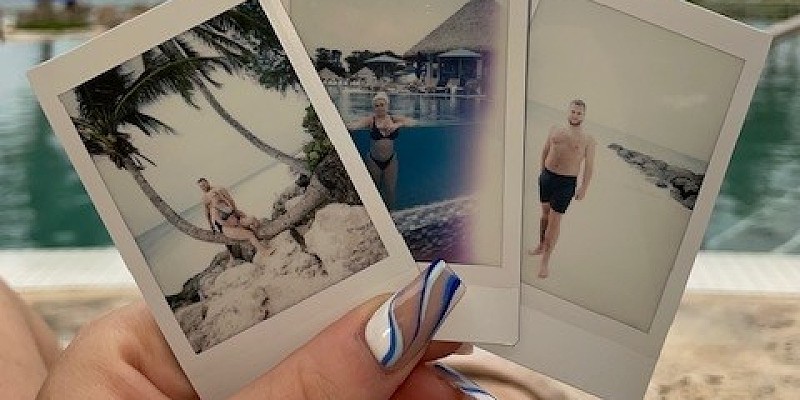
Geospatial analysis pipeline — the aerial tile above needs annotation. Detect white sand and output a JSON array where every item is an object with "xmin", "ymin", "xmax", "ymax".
[
  {"xmin": 521, "ymin": 104, "xmax": 693, "ymax": 331},
  {"xmin": 139, "ymin": 163, "xmax": 295, "ymax": 296}
]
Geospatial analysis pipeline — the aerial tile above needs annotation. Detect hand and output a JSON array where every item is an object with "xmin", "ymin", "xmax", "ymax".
[
  {"xmin": 38, "ymin": 263, "xmax": 476, "ymax": 400},
  {"xmin": 575, "ymin": 188, "xmax": 586, "ymax": 200}
]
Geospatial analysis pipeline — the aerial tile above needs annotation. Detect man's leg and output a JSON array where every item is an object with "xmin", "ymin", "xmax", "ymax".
[
  {"xmin": 0, "ymin": 278, "xmax": 61, "ymax": 398},
  {"xmin": 529, "ymin": 203, "xmax": 551, "ymax": 255},
  {"xmin": 539, "ymin": 211, "xmax": 563, "ymax": 279},
  {"xmin": 223, "ymin": 225, "xmax": 269, "ymax": 254},
  {"xmin": 239, "ymin": 213, "xmax": 261, "ymax": 234}
]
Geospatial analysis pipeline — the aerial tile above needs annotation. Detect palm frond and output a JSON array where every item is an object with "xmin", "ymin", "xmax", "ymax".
[
  {"xmin": 122, "ymin": 111, "xmax": 175, "ymax": 136},
  {"xmin": 118, "ymin": 54, "xmax": 228, "ymax": 115}
]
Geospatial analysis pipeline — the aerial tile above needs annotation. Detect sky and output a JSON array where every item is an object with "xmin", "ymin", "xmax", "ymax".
[
  {"xmin": 527, "ymin": 0, "xmax": 744, "ymax": 161},
  {"xmin": 60, "ymin": 59, "xmax": 312, "ymax": 236},
  {"xmin": 288, "ymin": 0, "xmax": 475, "ymax": 58}
]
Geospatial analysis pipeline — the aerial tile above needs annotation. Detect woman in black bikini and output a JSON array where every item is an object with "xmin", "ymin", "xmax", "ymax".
[{"xmin": 346, "ymin": 92, "xmax": 414, "ymax": 209}]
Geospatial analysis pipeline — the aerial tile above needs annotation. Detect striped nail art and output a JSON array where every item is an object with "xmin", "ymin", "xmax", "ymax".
[
  {"xmin": 365, "ymin": 260, "xmax": 464, "ymax": 369},
  {"xmin": 433, "ymin": 362, "xmax": 497, "ymax": 400}
]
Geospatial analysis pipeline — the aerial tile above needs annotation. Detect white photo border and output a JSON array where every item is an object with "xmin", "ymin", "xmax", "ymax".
[
  {"xmin": 283, "ymin": 0, "xmax": 523, "ymax": 345},
  {"xmin": 28, "ymin": 0, "xmax": 418, "ymax": 398},
  {"xmin": 483, "ymin": 0, "xmax": 771, "ymax": 398}
]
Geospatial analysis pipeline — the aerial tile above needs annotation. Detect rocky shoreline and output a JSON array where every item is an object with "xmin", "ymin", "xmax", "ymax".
[
  {"xmin": 609, "ymin": 143, "xmax": 704, "ymax": 210},
  {"xmin": 166, "ymin": 156, "xmax": 388, "ymax": 353},
  {"xmin": 391, "ymin": 197, "xmax": 472, "ymax": 262}
]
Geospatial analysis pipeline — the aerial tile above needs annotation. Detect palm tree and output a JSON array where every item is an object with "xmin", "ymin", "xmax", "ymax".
[
  {"xmin": 255, "ymin": 107, "xmax": 361, "ymax": 240},
  {"xmin": 76, "ymin": 1, "xmax": 362, "ymax": 248},
  {"xmin": 137, "ymin": 2, "xmax": 310, "ymax": 175},
  {"xmin": 74, "ymin": 67, "xmax": 241, "ymax": 246}
]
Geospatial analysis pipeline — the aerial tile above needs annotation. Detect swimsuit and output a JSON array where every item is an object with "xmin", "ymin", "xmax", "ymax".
[
  {"xmin": 213, "ymin": 201, "xmax": 235, "ymax": 232},
  {"xmin": 369, "ymin": 116, "xmax": 398, "ymax": 171},
  {"xmin": 371, "ymin": 153, "xmax": 395, "ymax": 170},
  {"xmin": 215, "ymin": 204, "xmax": 235, "ymax": 221},
  {"xmin": 538, "ymin": 168, "xmax": 578, "ymax": 214}
]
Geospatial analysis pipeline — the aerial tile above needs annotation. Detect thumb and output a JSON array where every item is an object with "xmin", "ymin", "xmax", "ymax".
[{"xmin": 231, "ymin": 260, "xmax": 465, "ymax": 400}]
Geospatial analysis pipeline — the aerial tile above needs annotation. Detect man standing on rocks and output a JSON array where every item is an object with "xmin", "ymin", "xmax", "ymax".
[{"xmin": 528, "ymin": 99, "xmax": 596, "ymax": 278}]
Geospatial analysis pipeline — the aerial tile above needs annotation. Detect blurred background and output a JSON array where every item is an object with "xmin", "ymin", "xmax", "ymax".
[
  {"xmin": 1, "ymin": 1, "xmax": 799, "ymax": 398},
  {"xmin": 1, "ymin": 0, "xmax": 799, "ymax": 252}
]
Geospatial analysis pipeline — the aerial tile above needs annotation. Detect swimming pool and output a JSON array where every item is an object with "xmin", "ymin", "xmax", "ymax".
[{"xmin": 2, "ymin": 27, "xmax": 800, "ymax": 253}]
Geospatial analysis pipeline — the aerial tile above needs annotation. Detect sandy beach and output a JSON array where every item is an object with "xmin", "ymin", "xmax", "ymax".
[{"xmin": 522, "ymin": 103, "xmax": 696, "ymax": 331}]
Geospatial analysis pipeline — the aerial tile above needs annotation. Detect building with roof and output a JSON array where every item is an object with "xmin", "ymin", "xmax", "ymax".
[{"xmin": 404, "ymin": 0, "xmax": 503, "ymax": 94}]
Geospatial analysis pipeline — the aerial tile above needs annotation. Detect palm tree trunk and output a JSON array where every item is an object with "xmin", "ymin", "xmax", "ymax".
[
  {"xmin": 197, "ymin": 84, "xmax": 310, "ymax": 176},
  {"xmin": 123, "ymin": 160, "xmax": 241, "ymax": 245},
  {"xmin": 258, "ymin": 175, "xmax": 330, "ymax": 240}
]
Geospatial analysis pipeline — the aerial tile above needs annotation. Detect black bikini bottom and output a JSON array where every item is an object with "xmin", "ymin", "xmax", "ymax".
[{"xmin": 371, "ymin": 153, "xmax": 395, "ymax": 170}]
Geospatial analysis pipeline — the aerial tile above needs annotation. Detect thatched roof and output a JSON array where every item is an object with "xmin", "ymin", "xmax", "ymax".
[
  {"xmin": 354, "ymin": 67, "xmax": 376, "ymax": 79},
  {"xmin": 365, "ymin": 55, "xmax": 405, "ymax": 64},
  {"xmin": 405, "ymin": 0, "xmax": 502, "ymax": 57},
  {"xmin": 439, "ymin": 49, "xmax": 481, "ymax": 58}
]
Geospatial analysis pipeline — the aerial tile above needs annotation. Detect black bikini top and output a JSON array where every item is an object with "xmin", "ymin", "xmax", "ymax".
[{"xmin": 370, "ymin": 116, "xmax": 400, "ymax": 141}]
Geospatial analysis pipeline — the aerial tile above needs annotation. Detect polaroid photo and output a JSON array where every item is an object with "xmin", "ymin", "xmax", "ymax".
[
  {"xmin": 481, "ymin": 0, "xmax": 772, "ymax": 398},
  {"xmin": 283, "ymin": 0, "xmax": 522, "ymax": 345},
  {"xmin": 28, "ymin": 0, "xmax": 421, "ymax": 398}
]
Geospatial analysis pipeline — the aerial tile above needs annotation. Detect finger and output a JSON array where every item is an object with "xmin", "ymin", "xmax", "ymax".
[
  {"xmin": 233, "ymin": 260, "xmax": 465, "ymax": 400},
  {"xmin": 420, "ymin": 341, "xmax": 462, "ymax": 362},
  {"xmin": 390, "ymin": 364, "xmax": 464, "ymax": 400},
  {"xmin": 393, "ymin": 362, "xmax": 497, "ymax": 400},
  {"xmin": 39, "ymin": 301, "xmax": 197, "ymax": 400}
]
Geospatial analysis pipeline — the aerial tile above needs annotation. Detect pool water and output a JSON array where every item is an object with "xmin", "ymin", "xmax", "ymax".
[
  {"xmin": 2, "ymin": 27, "xmax": 800, "ymax": 252},
  {"xmin": 351, "ymin": 122, "xmax": 482, "ymax": 210},
  {"xmin": 0, "ymin": 39, "xmax": 111, "ymax": 248}
]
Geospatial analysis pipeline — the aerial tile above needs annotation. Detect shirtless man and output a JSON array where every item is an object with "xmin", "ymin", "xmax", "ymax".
[
  {"xmin": 197, "ymin": 178, "xmax": 266, "ymax": 253},
  {"xmin": 529, "ymin": 99, "xmax": 596, "ymax": 278}
]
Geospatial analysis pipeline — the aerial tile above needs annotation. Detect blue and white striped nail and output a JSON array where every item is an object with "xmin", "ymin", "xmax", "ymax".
[
  {"xmin": 433, "ymin": 362, "xmax": 497, "ymax": 400},
  {"xmin": 365, "ymin": 260, "xmax": 465, "ymax": 369}
]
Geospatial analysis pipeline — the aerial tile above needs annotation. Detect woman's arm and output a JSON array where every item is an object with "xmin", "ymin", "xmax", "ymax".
[
  {"xmin": 346, "ymin": 116, "xmax": 372, "ymax": 131},
  {"xmin": 392, "ymin": 115, "xmax": 416, "ymax": 128}
]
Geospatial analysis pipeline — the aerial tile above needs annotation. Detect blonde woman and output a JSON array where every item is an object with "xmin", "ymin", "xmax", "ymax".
[{"xmin": 347, "ymin": 92, "xmax": 414, "ymax": 208}]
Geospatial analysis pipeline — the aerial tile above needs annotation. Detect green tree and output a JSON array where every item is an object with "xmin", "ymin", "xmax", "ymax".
[{"xmin": 73, "ymin": 67, "xmax": 238, "ymax": 246}]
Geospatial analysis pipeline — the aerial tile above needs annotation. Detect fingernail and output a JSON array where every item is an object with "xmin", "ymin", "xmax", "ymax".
[
  {"xmin": 433, "ymin": 362, "xmax": 497, "ymax": 400},
  {"xmin": 365, "ymin": 260, "xmax": 465, "ymax": 369}
]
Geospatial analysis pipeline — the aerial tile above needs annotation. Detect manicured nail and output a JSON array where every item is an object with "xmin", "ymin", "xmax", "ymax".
[
  {"xmin": 365, "ymin": 260, "xmax": 465, "ymax": 369},
  {"xmin": 433, "ymin": 362, "xmax": 497, "ymax": 400}
]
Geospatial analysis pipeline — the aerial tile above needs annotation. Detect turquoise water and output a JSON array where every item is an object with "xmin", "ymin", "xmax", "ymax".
[
  {"xmin": 1, "ymin": 28, "xmax": 800, "ymax": 251},
  {"xmin": 0, "ymin": 38, "xmax": 111, "ymax": 248},
  {"xmin": 701, "ymin": 36, "xmax": 800, "ymax": 252}
]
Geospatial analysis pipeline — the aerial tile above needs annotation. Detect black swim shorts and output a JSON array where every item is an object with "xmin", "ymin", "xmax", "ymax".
[{"xmin": 538, "ymin": 168, "xmax": 578, "ymax": 214}]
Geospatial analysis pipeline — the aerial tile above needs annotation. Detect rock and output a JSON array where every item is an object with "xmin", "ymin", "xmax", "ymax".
[
  {"xmin": 610, "ymin": 143, "xmax": 704, "ymax": 210},
  {"xmin": 174, "ymin": 302, "xmax": 205, "ymax": 336},
  {"xmin": 166, "ymin": 250, "xmax": 231, "ymax": 310},
  {"xmin": 305, "ymin": 204, "xmax": 388, "ymax": 276},
  {"xmin": 172, "ymin": 201, "xmax": 391, "ymax": 352},
  {"xmin": 284, "ymin": 194, "xmax": 305, "ymax": 212},
  {"xmin": 295, "ymin": 174, "xmax": 311, "ymax": 188},
  {"xmin": 682, "ymin": 195, "xmax": 697, "ymax": 210},
  {"xmin": 206, "ymin": 262, "xmax": 259, "ymax": 297},
  {"xmin": 201, "ymin": 286, "xmax": 270, "ymax": 350},
  {"xmin": 653, "ymin": 159, "xmax": 668, "ymax": 170}
]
